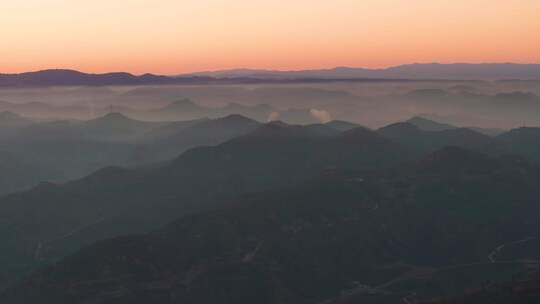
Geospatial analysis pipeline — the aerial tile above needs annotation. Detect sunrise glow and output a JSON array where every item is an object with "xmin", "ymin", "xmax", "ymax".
[{"xmin": 1, "ymin": 0, "xmax": 539, "ymax": 74}]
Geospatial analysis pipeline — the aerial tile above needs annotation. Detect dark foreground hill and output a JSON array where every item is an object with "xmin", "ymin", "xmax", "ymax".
[
  {"xmin": 3, "ymin": 147, "xmax": 540, "ymax": 304},
  {"xmin": 420, "ymin": 271, "xmax": 540, "ymax": 304},
  {"xmin": 0, "ymin": 122, "xmax": 407, "ymax": 290}
]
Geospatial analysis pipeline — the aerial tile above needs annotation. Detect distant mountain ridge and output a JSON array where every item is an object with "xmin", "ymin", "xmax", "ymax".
[
  {"xmin": 184, "ymin": 63, "xmax": 540, "ymax": 80},
  {"xmin": 2, "ymin": 63, "xmax": 540, "ymax": 87},
  {"xmin": 0, "ymin": 69, "xmax": 208, "ymax": 86}
]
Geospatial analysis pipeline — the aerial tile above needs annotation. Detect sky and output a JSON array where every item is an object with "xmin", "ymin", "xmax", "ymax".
[{"xmin": 1, "ymin": 0, "xmax": 539, "ymax": 74}]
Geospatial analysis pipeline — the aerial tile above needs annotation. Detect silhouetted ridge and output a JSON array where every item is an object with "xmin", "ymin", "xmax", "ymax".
[
  {"xmin": 407, "ymin": 116, "xmax": 455, "ymax": 131},
  {"xmin": 3, "ymin": 63, "xmax": 540, "ymax": 87},
  {"xmin": 94, "ymin": 112, "xmax": 132, "ymax": 121},
  {"xmin": 160, "ymin": 98, "xmax": 203, "ymax": 112},
  {"xmin": 378, "ymin": 122, "xmax": 421, "ymax": 136},
  {"xmin": 0, "ymin": 69, "xmax": 210, "ymax": 86},
  {"xmin": 325, "ymin": 120, "xmax": 362, "ymax": 132},
  {"xmin": 131, "ymin": 114, "xmax": 261, "ymax": 164},
  {"xmin": 217, "ymin": 114, "xmax": 258, "ymax": 124},
  {"xmin": 201, "ymin": 114, "xmax": 260, "ymax": 130},
  {"xmin": 184, "ymin": 63, "xmax": 540, "ymax": 80},
  {"xmin": 85, "ymin": 112, "xmax": 152, "ymax": 129}
]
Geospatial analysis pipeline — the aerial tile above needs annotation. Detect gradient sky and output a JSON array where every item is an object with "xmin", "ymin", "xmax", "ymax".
[{"xmin": 1, "ymin": 0, "xmax": 539, "ymax": 74}]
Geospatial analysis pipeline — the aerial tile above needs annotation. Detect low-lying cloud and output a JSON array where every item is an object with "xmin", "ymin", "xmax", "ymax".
[
  {"xmin": 267, "ymin": 111, "xmax": 281, "ymax": 122},
  {"xmin": 310, "ymin": 108, "xmax": 332, "ymax": 123}
]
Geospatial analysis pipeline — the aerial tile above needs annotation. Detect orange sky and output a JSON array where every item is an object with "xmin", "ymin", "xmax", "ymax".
[{"xmin": 1, "ymin": 0, "xmax": 539, "ymax": 74}]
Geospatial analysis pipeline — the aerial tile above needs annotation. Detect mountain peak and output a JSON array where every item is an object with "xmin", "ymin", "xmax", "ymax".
[
  {"xmin": 193, "ymin": 114, "xmax": 260, "ymax": 132},
  {"xmin": 25, "ymin": 69, "xmax": 85, "ymax": 76},
  {"xmin": 100, "ymin": 112, "xmax": 132, "ymax": 121},
  {"xmin": 87, "ymin": 112, "xmax": 147, "ymax": 128},
  {"xmin": 216, "ymin": 114, "xmax": 258, "ymax": 124}
]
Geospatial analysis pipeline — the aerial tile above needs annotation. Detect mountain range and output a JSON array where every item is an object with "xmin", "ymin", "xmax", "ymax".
[
  {"xmin": 0, "ymin": 111, "xmax": 537, "ymax": 196},
  {"xmin": 0, "ymin": 117, "xmax": 411, "ymax": 290},
  {"xmin": 2, "ymin": 63, "xmax": 540, "ymax": 87},
  {"xmin": 0, "ymin": 70, "xmax": 193, "ymax": 86},
  {"xmin": 0, "ymin": 113, "xmax": 539, "ymax": 302},
  {"xmin": 184, "ymin": 63, "xmax": 540, "ymax": 80}
]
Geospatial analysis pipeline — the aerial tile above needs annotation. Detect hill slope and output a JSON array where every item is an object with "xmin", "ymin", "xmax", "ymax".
[{"xmin": 3, "ymin": 148, "xmax": 540, "ymax": 304}]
